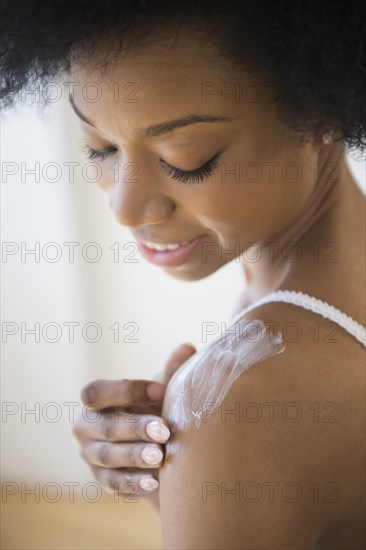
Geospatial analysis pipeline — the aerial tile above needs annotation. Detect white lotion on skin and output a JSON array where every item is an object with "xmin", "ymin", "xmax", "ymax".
[{"xmin": 163, "ymin": 318, "xmax": 286, "ymax": 433}]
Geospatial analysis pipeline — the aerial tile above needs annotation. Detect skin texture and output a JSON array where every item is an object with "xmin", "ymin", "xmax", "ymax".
[{"xmin": 71, "ymin": 29, "xmax": 365, "ymax": 549}]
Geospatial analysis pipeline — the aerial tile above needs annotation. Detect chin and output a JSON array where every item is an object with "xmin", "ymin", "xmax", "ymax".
[{"xmin": 162, "ymin": 260, "xmax": 226, "ymax": 282}]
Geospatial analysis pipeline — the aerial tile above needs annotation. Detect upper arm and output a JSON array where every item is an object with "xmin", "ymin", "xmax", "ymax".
[
  {"xmin": 159, "ymin": 303, "xmax": 354, "ymax": 549},
  {"xmin": 160, "ymin": 375, "xmax": 324, "ymax": 549}
]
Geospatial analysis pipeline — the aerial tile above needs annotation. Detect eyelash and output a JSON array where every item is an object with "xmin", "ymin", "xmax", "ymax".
[
  {"xmin": 161, "ymin": 153, "xmax": 220, "ymax": 184},
  {"xmin": 80, "ymin": 141, "xmax": 118, "ymax": 161},
  {"xmin": 79, "ymin": 140, "xmax": 220, "ymax": 184}
]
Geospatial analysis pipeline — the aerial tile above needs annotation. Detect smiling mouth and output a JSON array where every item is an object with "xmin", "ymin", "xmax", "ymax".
[
  {"xmin": 137, "ymin": 235, "xmax": 205, "ymax": 266},
  {"xmin": 139, "ymin": 239, "xmax": 193, "ymax": 251}
]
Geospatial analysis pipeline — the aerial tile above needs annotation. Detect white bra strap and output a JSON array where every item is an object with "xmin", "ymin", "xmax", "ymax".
[{"xmin": 229, "ymin": 290, "xmax": 366, "ymax": 348}]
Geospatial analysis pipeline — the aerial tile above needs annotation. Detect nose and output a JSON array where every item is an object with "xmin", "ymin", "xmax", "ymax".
[{"xmin": 108, "ymin": 163, "xmax": 175, "ymax": 228}]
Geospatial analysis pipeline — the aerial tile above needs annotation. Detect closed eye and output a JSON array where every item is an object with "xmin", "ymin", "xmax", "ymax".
[
  {"xmin": 160, "ymin": 152, "xmax": 221, "ymax": 184},
  {"xmin": 80, "ymin": 140, "xmax": 118, "ymax": 161},
  {"xmin": 79, "ymin": 139, "xmax": 221, "ymax": 184}
]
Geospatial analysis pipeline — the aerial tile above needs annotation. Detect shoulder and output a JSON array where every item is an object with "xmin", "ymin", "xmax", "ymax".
[
  {"xmin": 160, "ymin": 301, "xmax": 364, "ymax": 548},
  {"xmin": 239, "ymin": 299, "xmax": 365, "ymax": 397},
  {"xmin": 237, "ymin": 301, "xmax": 365, "ymax": 472}
]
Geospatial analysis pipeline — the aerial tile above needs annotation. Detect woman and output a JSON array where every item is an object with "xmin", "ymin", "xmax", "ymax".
[{"xmin": 2, "ymin": 1, "xmax": 365, "ymax": 548}]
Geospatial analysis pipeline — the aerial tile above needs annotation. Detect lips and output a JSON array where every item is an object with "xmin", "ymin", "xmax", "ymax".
[
  {"xmin": 139, "ymin": 239, "xmax": 191, "ymax": 251},
  {"xmin": 137, "ymin": 235, "xmax": 205, "ymax": 266}
]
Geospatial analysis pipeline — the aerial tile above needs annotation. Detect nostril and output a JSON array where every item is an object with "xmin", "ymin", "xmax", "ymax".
[{"xmin": 108, "ymin": 184, "xmax": 175, "ymax": 228}]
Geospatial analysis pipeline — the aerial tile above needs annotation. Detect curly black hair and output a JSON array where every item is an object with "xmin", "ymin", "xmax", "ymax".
[{"xmin": 1, "ymin": 0, "xmax": 365, "ymax": 152}]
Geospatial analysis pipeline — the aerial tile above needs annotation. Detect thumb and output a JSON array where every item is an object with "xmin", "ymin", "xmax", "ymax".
[{"xmin": 147, "ymin": 343, "xmax": 197, "ymax": 401}]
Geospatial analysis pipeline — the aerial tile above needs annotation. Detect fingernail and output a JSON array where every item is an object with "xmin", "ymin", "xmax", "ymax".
[
  {"xmin": 146, "ymin": 420, "xmax": 170, "ymax": 442},
  {"xmin": 141, "ymin": 445, "xmax": 164, "ymax": 465},
  {"xmin": 139, "ymin": 476, "xmax": 159, "ymax": 492}
]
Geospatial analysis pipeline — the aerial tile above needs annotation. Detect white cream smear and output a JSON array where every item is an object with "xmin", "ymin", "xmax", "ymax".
[{"xmin": 163, "ymin": 318, "xmax": 286, "ymax": 434}]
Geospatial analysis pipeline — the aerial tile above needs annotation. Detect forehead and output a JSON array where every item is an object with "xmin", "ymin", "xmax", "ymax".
[
  {"xmin": 70, "ymin": 36, "xmax": 239, "ymax": 108},
  {"xmin": 69, "ymin": 34, "xmax": 271, "ymax": 138}
]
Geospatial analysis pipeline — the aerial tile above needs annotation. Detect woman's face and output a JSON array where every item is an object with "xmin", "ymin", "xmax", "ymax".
[{"xmin": 70, "ymin": 31, "xmax": 319, "ymax": 281}]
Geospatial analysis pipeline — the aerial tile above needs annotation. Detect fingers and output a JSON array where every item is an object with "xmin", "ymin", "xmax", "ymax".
[
  {"xmin": 72, "ymin": 410, "xmax": 171, "ymax": 444},
  {"xmin": 80, "ymin": 441, "xmax": 164, "ymax": 469},
  {"xmin": 90, "ymin": 465, "xmax": 159, "ymax": 494},
  {"xmin": 80, "ymin": 378, "xmax": 155, "ymax": 409},
  {"xmin": 145, "ymin": 380, "xmax": 166, "ymax": 401},
  {"xmin": 74, "ymin": 376, "xmax": 171, "ymax": 499},
  {"xmin": 80, "ymin": 346, "xmax": 197, "ymax": 408}
]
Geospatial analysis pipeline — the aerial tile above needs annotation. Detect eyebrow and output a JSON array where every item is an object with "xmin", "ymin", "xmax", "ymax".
[{"xmin": 68, "ymin": 94, "xmax": 233, "ymax": 138}]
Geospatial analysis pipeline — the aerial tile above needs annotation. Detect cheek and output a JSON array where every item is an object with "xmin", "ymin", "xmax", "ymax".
[
  {"xmin": 186, "ymin": 145, "xmax": 314, "ymax": 240},
  {"xmin": 181, "ymin": 174, "xmax": 293, "ymax": 237},
  {"xmin": 95, "ymin": 164, "xmax": 119, "ymax": 194}
]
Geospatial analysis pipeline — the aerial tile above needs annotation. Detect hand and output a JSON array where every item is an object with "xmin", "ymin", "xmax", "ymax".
[{"xmin": 72, "ymin": 343, "xmax": 196, "ymax": 498}]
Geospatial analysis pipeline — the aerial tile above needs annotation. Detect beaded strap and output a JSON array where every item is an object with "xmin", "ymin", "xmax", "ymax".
[{"xmin": 229, "ymin": 290, "xmax": 366, "ymax": 348}]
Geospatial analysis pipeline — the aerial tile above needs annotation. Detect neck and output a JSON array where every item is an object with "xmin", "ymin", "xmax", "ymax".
[{"xmin": 239, "ymin": 142, "xmax": 355, "ymax": 303}]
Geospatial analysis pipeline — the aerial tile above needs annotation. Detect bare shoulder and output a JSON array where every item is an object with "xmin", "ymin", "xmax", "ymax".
[
  {"xmin": 159, "ymin": 302, "xmax": 365, "ymax": 549},
  {"xmin": 240, "ymin": 299, "xmax": 365, "ymax": 398},
  {"xmin": 241, "ymin": 301, "xmax": 365, "ymax": 465},
  {"xmin": 240, "ymin": 302, "xmax": 365, "ymax": 547}
]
